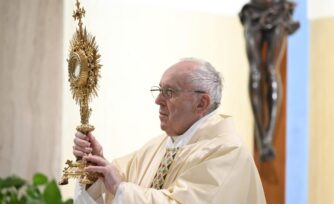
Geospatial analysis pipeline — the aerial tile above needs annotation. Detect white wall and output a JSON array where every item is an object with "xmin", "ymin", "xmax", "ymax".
[{"xmin": 308, "ymin": 0, "xmax": 334, "ymax": 19}]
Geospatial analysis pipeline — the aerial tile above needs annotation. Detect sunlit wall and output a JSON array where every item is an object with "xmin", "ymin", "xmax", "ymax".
[{"xmin": 308, "ymin": 9, "xmax": 334, "ymax": 204}]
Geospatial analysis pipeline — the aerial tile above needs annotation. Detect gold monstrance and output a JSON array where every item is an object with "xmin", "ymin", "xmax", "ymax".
[{"xmin": 59, "ymin": 0, "xmax": 102, "ymax": 185}]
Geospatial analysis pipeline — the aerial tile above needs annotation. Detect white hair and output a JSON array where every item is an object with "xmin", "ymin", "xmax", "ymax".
[{"xmin": 180, "ymin": 57, "xmax": 223, "ymax": 112}]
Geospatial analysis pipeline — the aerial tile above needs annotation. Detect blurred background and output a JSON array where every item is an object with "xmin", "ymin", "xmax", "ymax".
[{"xmin": 0, "ymin": 0, "xmax": 333, "ymax": 203}]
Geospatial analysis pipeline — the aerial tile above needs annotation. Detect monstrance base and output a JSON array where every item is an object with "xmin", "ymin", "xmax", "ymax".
[{"xmin": 59, "ymin": 159, "xmax": 99, "ymax": 185}]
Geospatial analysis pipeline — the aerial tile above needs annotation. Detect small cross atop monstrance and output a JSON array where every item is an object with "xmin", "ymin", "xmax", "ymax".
[{"xmin": 59, "ymin": 0, "xmax": 102, "ymax": 185}]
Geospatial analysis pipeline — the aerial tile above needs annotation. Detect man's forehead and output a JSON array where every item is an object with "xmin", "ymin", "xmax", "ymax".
[
  {"xmin": 159, "ymin": 61, "xmax": 198, "ymax": 88},
  {"xmin": 163, "ymin": 61, "xmax": 198, "ymax": 78},
  {"xmin": 159, "ymin": 75, "xmax": 181, "ymax": 88},
  {"xmin": 160, "ymin": 68, "xmax": 188, "ymax": 87}
]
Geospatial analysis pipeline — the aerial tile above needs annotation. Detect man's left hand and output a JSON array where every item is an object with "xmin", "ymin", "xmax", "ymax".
[{"xmin": 84, "ymin": 155, "xmax": 122, "ymax": 194}]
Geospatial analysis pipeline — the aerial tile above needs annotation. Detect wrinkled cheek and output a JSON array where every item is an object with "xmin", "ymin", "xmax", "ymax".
[
  {"xmin": 168, "ymin": 114, "xmax": 179, "ymax": 129},
  {"xmin": 159, "ymin": 116, "xmax": 169, "ymax": 129}
]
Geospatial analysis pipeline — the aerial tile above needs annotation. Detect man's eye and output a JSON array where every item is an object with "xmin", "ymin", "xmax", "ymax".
[{"xmin": 167, "ymin": 89, "xmax": 174, "ymax": 97}]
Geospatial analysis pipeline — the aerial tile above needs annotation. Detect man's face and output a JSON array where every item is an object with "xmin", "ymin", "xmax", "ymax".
[{"xmin": 155, "ymin": 62, "xmax": 201, "ymax": 136}]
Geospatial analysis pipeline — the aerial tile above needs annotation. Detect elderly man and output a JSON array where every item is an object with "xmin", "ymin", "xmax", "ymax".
[{"xmin": 74, "ymin": 58, "xmax": 266, "ymax": 203}]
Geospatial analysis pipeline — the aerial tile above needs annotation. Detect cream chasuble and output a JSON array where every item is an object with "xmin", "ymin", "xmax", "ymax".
[{"xmin": 76, "ymin": 114, "xmax": 266, "ymax": 204}]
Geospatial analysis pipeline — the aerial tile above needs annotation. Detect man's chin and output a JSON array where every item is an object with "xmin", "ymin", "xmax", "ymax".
[
  {"xmin": 160, "ymin": 123, "xmax": 176, "ymax": 136},
  {"xmin": 160, "ymin": 123, "xmax": 166, "ymax": 131}
]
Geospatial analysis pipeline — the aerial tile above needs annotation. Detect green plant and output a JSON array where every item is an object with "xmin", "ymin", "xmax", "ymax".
[{"xmin": 0, "ymin": 173, "xmax": 73, "ymax": 204}]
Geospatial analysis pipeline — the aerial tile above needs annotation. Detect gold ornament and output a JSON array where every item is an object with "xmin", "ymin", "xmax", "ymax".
[{"xmin": 59, "ymin": 0, "xmax": 102, "ymax": 185}]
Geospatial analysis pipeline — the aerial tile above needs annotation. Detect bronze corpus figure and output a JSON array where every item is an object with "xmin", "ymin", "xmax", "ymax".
[{"xmin": 239, "ymin": 0, "xmax": 299, "ymax": 162}]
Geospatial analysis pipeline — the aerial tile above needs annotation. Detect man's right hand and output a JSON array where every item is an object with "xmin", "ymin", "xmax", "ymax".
[{"xmin": 73, "ymin": 132, "xmax": 103, "ymax": 159}]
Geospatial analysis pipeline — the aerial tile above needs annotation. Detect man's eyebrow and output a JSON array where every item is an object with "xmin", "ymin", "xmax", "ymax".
[
  {"xmin": 161, "ymin": 86, "xmax": 176, "ymax": 90},
  {"xmin": 159, "ymin": 84, "xmax": 170, "ymax": 88}
]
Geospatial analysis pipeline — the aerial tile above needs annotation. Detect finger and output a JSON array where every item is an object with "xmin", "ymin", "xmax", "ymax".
[
  {"xmin": 87, "ymin": 132, "xmax": 98, "ymax": 145},
  {"xmin": 87, "ymin": 132, "xmax": 103, "ymax": 156},
  {"xmin": 74, "ymin": 137, "xmax": 91, "ymax": 147},
  {"xmin": 73, "ymin": 149, "xmax": 86, "ymax": 158},
  {"xmin": 75, "ymin": 132, "xmax": 89, "ymax": 140},
  {"xmin": 73, "ymin": 145, "xmax": 92, "ymax": 154},
  {"xmin": 85, "ymin": 166, "xmax": 107, "ymax": 174},
  {"xmin": 87, "ymin": 132, "xmax": 94, "ymax": 138},
  {"xmin": 84, "ymin": 155, "xmax": 108, "ymax": 166}
]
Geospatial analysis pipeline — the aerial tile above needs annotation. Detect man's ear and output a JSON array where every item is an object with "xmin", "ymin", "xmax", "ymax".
[{"xmin": 196, "ymin": 94, "xmax": 211, "ymax": 115}]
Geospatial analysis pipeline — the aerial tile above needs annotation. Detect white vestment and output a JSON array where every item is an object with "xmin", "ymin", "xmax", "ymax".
[{"xmin": 75, "ymin": 114, "xmax": 266, "ymax": 204}]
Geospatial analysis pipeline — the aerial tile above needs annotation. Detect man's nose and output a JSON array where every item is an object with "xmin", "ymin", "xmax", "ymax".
[{"xmin": 155, "ymin": 92, "xmax": 166, "ymax": 105}]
